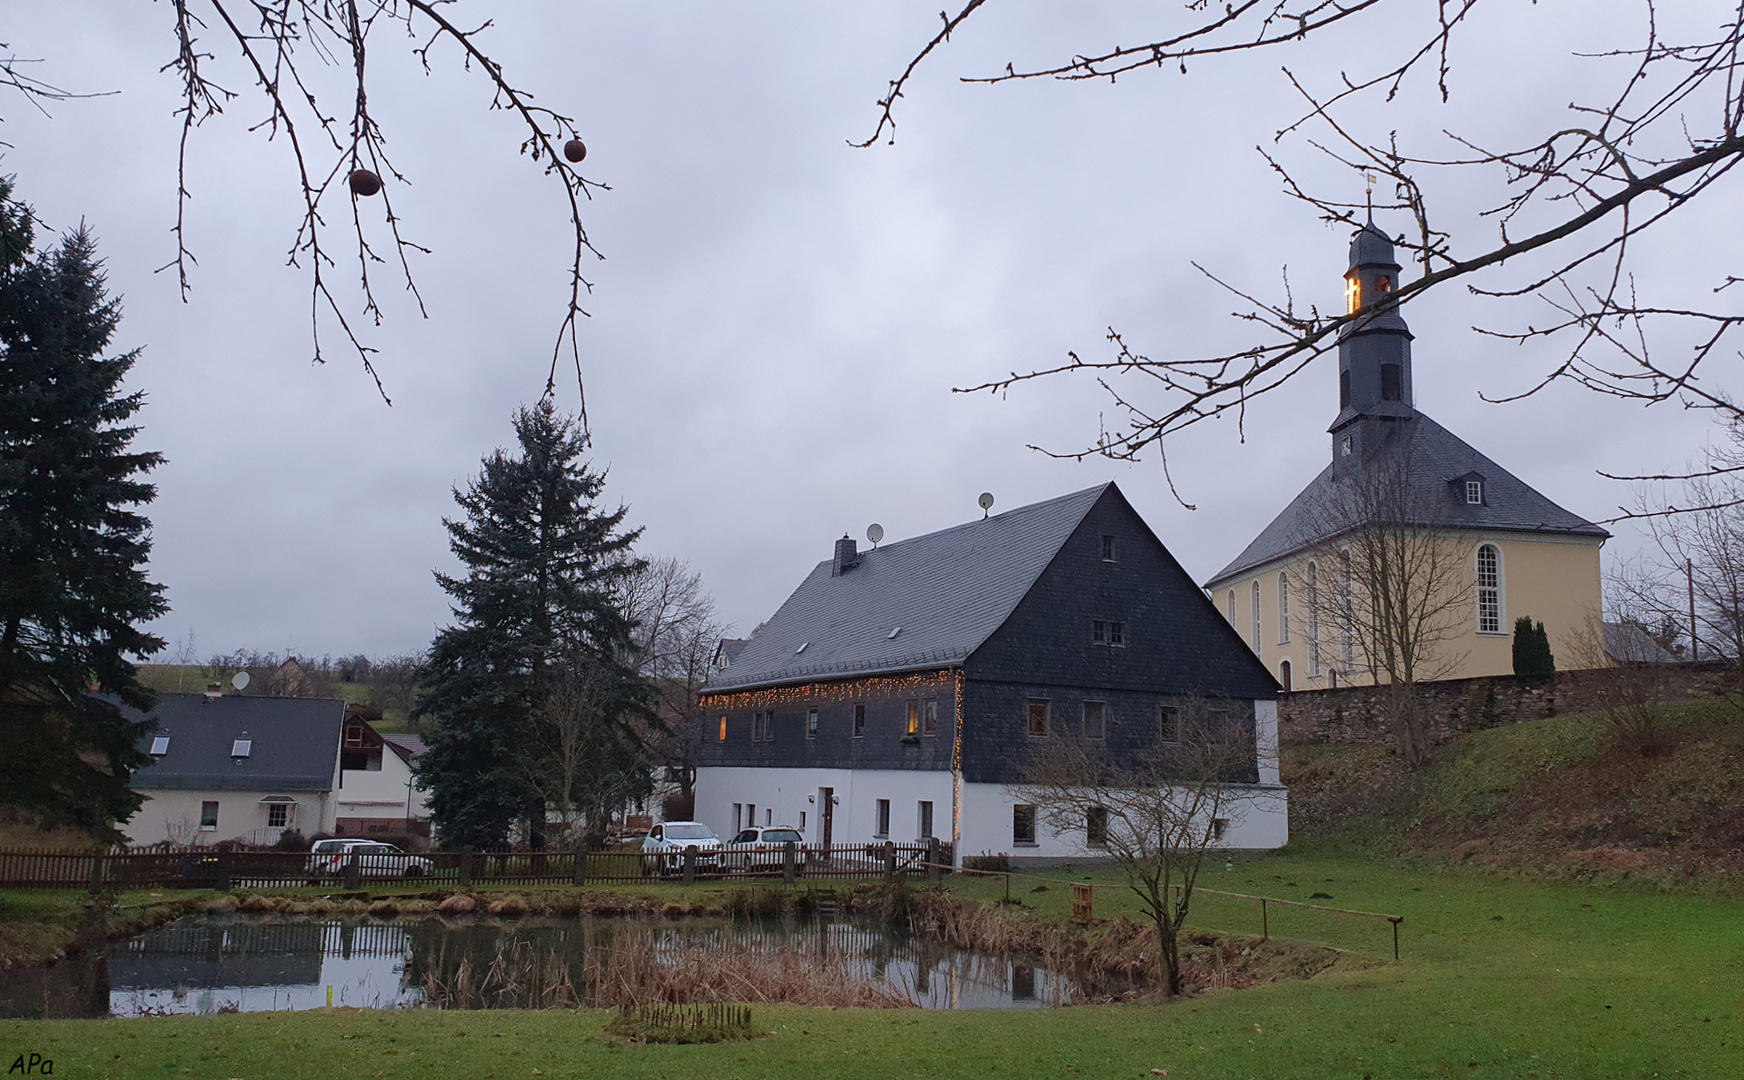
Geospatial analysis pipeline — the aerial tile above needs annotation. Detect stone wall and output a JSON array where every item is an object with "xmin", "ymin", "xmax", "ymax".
[{"xmin": 1277, "ymin": 661, "xmax": 1737, "ymax": 748}]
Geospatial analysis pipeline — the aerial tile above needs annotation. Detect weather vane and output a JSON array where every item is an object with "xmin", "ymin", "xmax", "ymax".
[{"xmin": 1364, "ymin": 173, "xmax": 1378, "ymax": 223}]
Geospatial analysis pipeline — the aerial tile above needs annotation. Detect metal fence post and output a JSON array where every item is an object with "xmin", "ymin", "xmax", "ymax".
[
  {"xmin": 343, "ymin": 852, "xmax": 360, "ymax": 890},
  {"xmin": 682, "ymin": 844, "xmax": 697, "ymax": 886},
  {"xmin": 883, "ymin": 840, "xmax": 896, "ymax": 883},
  {"xmin": 459, "ymin": 845, "xmax": 473, "ymax": 887},
  {"xmin": 572, "ymin": 847, "xmax": 587, "ymax": 887},
  {"xmin": 926, "ymin": 837, "xmax": 940, "ymax": 882},
  {"xmin": 783, "ymin": 841, "xmax": 797, "ymax": 885}
]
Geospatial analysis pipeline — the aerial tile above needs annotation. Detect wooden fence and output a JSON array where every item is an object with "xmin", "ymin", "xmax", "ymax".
[{"xmin": 0, "ymin": 840, "xmax": 949, "ymax": 893}]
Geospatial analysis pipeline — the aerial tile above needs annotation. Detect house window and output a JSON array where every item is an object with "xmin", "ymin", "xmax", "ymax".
[
  {"xmin": 200, "ymin": 801, "xmax": 219, "ymax": 831},
  {"xmin": 1381, "ymin": 362, "xmax": 1403, "ymax": 402},
  {"xmin": 344, "ymin": 724, "xmax": 364, "ymax": 747},
  {"xmin": 766, "ymin": 807, "xmax": 773, "ymax": 825},
  {"xmin": 231, "ymin": 738, "xmax": 252, "ymax": 758},
  {"xmin": 905, "ymin": 700, "xmax": 920, "ymax": 737},
  {"xmin": 1092, "ymin": 620, "xmax": 1106, "ymax": 646},
  {"xmin": 1279, "ymin": 659, "xmax": 1293, "ymax": 692},
  {"xmin": 800, "ymin": 810, "xmax": 806, "ymax": 830},
  {"xmin": 923, "ymin": 698, "xmax": 938, "ymax": 736},
  {"xmin": 1226, "ymin": 590, "xmax": 1236, "ymax": 622},
  {"xmin": 718, "ymin": 716, "xmax": 727, "ymax": 741},
  {"xmin": 1027, "ymin": 699, "xmax": 1050, "ymax": 737},
  {"xmin": 1086, "ymin": 806, "xmax": 1109, "ymax": 848},
  {"xmin": 875, "ymin": 799, "xmax": 890, "ymax": 838},
  {"xmin": 1251, "ymin": 581, "xmax": 1262, "ymax": 651},
  {"xmin": 1306, "ymin": 562, "xmax": 1321, "ymax": 677},
  {"xmin": 1466, "ymin": 479, "xmax": 1484, "ymax": 505},
  {"xmin": 149, "ymin": 735, "xmax": 170, "ymax": 756},
  {"xmin": 1278, "ymin": 572, "xmax": 1290, "ymax": 644},
  {"xmin": 853, "ymin": 703, "xmax": 865, "ymax": 737},
  {"xmin": 918, "ymin": 801, "xmax": 934, "ymax": 839},
  {"xmin": 1101, "ymin": 534, "xmax": 1117, "ymax": 561},
  {"xmin": 1158, "ymin": 705, "xmax": 1180, "ymax": 744},
  {"xmin": 267, "ymin": 803, "xmax": 290, "ymax": 828},
  {"xmin": 1110, "ymin": 621, "xmax": 1125, "ymax": 647},
  {"xmin": 806, "ymin": 708, "xmax": 819, "ymax": 739},
  {"xmin": 1082, "ymin": 700, "xmax": 1106, "ymax": 741},
  {"xmin": 1013, "ymin": 804, "xmax": 1037, "ymax": 845},
  {"xmin": 1477, "ymin": 544, "xmax": 1502, "ymax": 633}
]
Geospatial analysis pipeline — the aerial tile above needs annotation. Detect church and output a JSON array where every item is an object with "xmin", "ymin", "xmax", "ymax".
[{"xmin": 1203, "ymin": 223, "xmax": 1610, "ymax": 690}]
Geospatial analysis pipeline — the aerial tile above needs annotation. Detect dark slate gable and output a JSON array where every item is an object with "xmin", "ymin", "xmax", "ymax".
[
  {"xmin": 706, "ymin": 485, "xmax": 1109, "ymax": 692},
  {"xmin": 128, "ymin": 694, "xmax": 344, "ymax": 792},
  {"xmin": 1208, "ymin": 412, "xmax": 1609, "ymax": 586}
]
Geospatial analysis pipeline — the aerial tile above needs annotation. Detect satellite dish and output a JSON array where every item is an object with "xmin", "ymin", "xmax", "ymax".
[
  {"xmin": 231, "ymin": 670, "xmax": 251, "ymax": 692},
  {"xmin": 978, "ymin": 492, "xmax": 995, "ymax": 518},
  {"xmin": 867, "ymin": 523, "xmax": 884, "ymax": 547}
]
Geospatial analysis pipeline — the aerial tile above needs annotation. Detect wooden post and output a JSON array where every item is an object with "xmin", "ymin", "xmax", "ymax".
[
  {"xmin": 572, "ymin": 847, "xmax": 587, "ymax": 887},
  {"xmin": 459, "ymin": 845, "xmax": 474, "ymax": 887},
  {"xmin": 342, "ymin": 851, "xmax": 360, "ymax": 890},
  {"xmin": 883, "ymin": 840, "xmax": 896, "ymax": 883},
  {"xmin": 1261, "ymin": 898, "xmax": 1269, "ymax": 941},
  {"xmin": 682, "ymin": 844, "xmax": 698, "ymax": 886},
  {"xmin": 783, "ymin": 840, "xmax": 797, "ymax": 885},
  {"xmin": 926, "ymin": 837, "xmax": 940, "ymax": 882},
  {"xmin": 216, "ymin": 850, "xmax": 232, "ymax": 893},
  {"xmin": 88, "ymin": 853, "xmax": 105, "ymax": 896}
]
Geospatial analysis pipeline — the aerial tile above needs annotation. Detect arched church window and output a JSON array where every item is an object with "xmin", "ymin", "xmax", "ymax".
[
  {"xmin": 1477, "ymin": 545, "xmax": 1503, "ymax": 633},
  {"xmin": 1306, "ymin": 562, "xmax": 1321, "ymax": 677}
]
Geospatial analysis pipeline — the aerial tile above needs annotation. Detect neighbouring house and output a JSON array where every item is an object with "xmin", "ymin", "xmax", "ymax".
[
  {"xmin": 122, "ymin": 692, "xmax": 431, "ymax": 848},
  {"xmin": 1603, "ymin": 621, "xmax": 1679, "ymax": 664},
  {"xmin": 268, "ymin": 657, "xmax": 312, "ymax": 697},
  {"xmin": 711, "ymin": 638, "xmax": 749, "ymax": 673},
  {"xmin": 1203, "ymin": 223, "xmax": 1610, "ymax": 691},
  {"xmin": 694, "ymin": 482, "xmax": 1287, "ymax": 863}
]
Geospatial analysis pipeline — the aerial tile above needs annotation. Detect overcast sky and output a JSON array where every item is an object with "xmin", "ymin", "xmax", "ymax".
[{"xmin": 5, "ymin": 2, "xmax": 1737, "ymax": 659}]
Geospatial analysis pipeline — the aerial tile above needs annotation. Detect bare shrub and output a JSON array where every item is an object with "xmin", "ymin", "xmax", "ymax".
[{"xmin": 1568, "ymin": 616, "xmax": 1673, "ymax": 755}]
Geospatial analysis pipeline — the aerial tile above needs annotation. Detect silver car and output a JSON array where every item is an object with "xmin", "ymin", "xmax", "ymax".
[
  {"xmin": 640, "ymin": 821, "xmax": 722, "ymax": 873},
  {"xmin": 307, "ymin": 838, "xmax": 433, "ymax": 880},
  {"xmin": 723, "ymin": 825, "xmax": 806, "ymax": 872}
]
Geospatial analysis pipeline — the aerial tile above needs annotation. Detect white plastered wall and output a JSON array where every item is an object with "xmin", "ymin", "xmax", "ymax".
[
  {"xmin": 125, "ymin": 789, "xmax": 334, "ymax": 847},
  {"xmin": 335, "ymin": 748, "xmax": 429, "ymax": 826},
  {"xmin": 958, "ymin": 781, "xmax": 1289, "ymax": 859},
  {"xmin": 695, "ymin": 767, "xmax": 955, "ymax": 847}
]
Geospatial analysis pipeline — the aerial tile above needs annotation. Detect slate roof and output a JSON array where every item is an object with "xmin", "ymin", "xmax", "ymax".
[
  {"xmin": 128, "ymin": 693, "xmax": 344, "ymax": 792},
  {"xmin": 1208, "ymin": 412, "xmax": 1609, "ymax": 586},
  {"xmin": 705, "ymin": 485, "xmax": 1110, "ymax": 692},
  {"xmin": 1604, "ymin": 621, "xmax": 1678, "ymax": 663},
  {"xmin": 381, "ymin": 733, "xmax": 427, "ymax": 764}
]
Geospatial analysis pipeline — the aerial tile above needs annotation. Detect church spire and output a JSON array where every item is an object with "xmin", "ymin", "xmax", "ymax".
[{"xmin": 1331, "ymin": 222, "xmax": 1415, "ymax": 468}]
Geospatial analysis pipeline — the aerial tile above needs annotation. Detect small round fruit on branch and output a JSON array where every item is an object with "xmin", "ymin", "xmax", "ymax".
[
  {"xmin": 563, "ymin": 138, "xmax": 588, "ymax": 164},
  {"xmin": 348, "ymin": 169, "xmax": 384, "ymax": 197}
]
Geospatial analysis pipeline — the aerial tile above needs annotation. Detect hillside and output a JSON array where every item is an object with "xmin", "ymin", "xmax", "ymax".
[{"xmin": 1282, "ymin": 696, "xmax": 1744, "ymax": 881}]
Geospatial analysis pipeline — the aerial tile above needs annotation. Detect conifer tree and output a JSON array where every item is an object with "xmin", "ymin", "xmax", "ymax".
[
  {"xmin": 0, "ymin": 178, "xmax": 167, "ymax": 838},
  {"xmin": 415, "ymin": 402, "xmax": 650, "ymax": 849}
]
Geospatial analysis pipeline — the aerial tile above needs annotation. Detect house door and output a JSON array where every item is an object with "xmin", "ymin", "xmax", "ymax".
[
  {"xmin": 1279, "ymin": 659, "xmax": 1292, "ymax": 692},
  {"xmin": 819, "ymin": 787, "xmax": 834, "ymax": 855}
]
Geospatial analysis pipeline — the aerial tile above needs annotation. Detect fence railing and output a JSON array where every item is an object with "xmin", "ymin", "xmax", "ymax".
[{"xmin": 0, "ymin": 840, "xmax": 951, "ymax": 893}]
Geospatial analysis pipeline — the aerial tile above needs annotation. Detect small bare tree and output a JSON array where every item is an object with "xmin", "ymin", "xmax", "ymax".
[
  {"xmin": 528, "ymin": 652, "xmax": 647, "ymax": 848},
  {"xmin": 1293, "ymin": 440, "xmax": 1473, "ymax": 765},
  {"xmin": 1017, "ymin": 700, "xmax": 1273, "ymax": 997},
  {"xmin": 1567, "ymin": 613, "xmax": 1674, "ymax": 754}
]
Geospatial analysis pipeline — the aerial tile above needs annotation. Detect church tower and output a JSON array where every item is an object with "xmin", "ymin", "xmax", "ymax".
[{"xmin": 1330, "ymin": 223, "xmax": 1414, "ymax": 472}]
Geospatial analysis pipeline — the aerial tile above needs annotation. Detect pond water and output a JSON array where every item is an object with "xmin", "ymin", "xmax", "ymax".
[{"xmin": 1, "ymin": 915, "xmax": 1111, "ymax": 1019}]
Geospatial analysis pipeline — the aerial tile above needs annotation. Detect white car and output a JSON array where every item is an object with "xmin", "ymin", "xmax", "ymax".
[
  {"xmin": 723, "ymin": 826, "xmax": 806, "ymax": 871},
  {"xmin": 640, "ymin": 821, "xmax": 723, "ymax": 872},
  {"xmin": 306, "ymin": 839, "xmax": 433, "ymax": 880}
]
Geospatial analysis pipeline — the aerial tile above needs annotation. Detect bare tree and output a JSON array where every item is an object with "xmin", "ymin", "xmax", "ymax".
[
  {"xmin": 1292, "ymin": 442, "xmax": 1473, "ymax": 765},
  {"xmin": 1567, "ymin": 613, "xmax": 1675, "ymax": 754},
  {"xmin": 869, "ymin": 4, "xmax": 1744, "ymax": 502},
  {"xmin": 1018, "ymin": 699, "xmax": 1274, "ymax": 997},
  {"xmin": 527, "ymin": 651, "xmax": 649, "ymax": 848},
  {"xmin": 6, "ymin": 5, "xmax": 603, "ymax": 406},
  {"xmin": 367, "ymin": 651, "xmax": 427, "ymax": 724},
  {"xmin": 617, "ymin": 557, "xmax": 729, "ymax": 815}
]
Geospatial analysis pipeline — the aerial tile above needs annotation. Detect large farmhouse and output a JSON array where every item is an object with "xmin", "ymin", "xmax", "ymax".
[
  {"xmin": 1204, "ymin": 223, "xmax": 1610, "ymax": 689},
  {"xmin": 695, "ymin": 482, "xmax": 1287, "ymax": 862},
  {"xmin": 123, "ymin": 692, "xmax": 431, "ymax": 848}
]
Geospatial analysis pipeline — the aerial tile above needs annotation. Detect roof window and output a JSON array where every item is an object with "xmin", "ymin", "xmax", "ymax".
[
  {"xmin": 149, "ymin": 735, "xmax": 171, "ymax": 756},
  {"xmin": 1466, "ymin": 479, "xmax": 1484, "ymax": 505},
  {"xmin": 887, "ymin": 627, "xmax": 902, "ymax": 639},
  {"xmin": 795, "ymin": 641, "xmax": 808, "ymax": 654},
  {"xmin": 231, "ymin": 738, "xmax": 253, "ymax": 758}
]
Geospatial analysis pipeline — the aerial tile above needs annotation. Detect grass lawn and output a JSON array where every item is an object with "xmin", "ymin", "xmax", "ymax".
[{"xmin": 3, "ymin": 846, "xmax": 1737, "ymax": 1078}]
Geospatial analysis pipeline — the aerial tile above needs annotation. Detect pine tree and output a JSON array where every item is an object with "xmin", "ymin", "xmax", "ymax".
[
  {"xmin": 0, "ymin": 178, "xmax": 167, "ymax": 839},
  {"xmin": 415, "ymin": 401, "xmax": 650, "ymax": 849},
  {"xmin": 1512, "ymin": 616, "xmax": 1555, "ymax": 676}
]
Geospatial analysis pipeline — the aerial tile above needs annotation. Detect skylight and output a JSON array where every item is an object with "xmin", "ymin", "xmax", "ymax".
[
  {"xmin": 887, "ymin": 627, "xmax": 902, "ymax": 639},
  {"xmin": 149, "ymin": 736, "xmax": 170, "ymax": 756},
  {"xmin": 795, "ymin": 642, "xmax": 808, "ymax": 654},
  {"xmin": 231, "ymin": 738, "xmax": 253, "ymax": 758}
]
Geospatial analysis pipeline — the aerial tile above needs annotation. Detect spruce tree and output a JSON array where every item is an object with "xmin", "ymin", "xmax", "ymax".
[
  {"xmin": 1512, "ymin": 616, "xmax": 1555, "ymax": 676},
  {"xmin": 415, "ymin": 402, "xmax": 649, "ymax": 849},
  {"xmin": 0, "ymin": 178, "xmax": 167, "ymax": 838}
]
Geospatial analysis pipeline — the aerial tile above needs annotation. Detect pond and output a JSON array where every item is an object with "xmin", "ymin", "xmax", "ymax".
[{"xmin": 1, "ymin": 915, "xmax": 1117, "ymax": 1019}]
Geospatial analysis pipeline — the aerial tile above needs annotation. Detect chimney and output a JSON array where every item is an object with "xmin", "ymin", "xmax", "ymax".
[
  {"xmin": 832, "ymin": 534, "xmax": 858, "ymax": 577},
  {"xmin": 204, "ymin": 682, "xmax": 222, "ymax": 701}
]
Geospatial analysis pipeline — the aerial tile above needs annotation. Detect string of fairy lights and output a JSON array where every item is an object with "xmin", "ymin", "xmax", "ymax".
[{"xmin": 699, "ymin": 669, "xmax": 957, "ymax": 712}]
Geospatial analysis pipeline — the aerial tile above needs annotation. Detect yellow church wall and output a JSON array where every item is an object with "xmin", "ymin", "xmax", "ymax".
[{"xmin": 1207, "ymin": 532, "xmax": 1604, "ymax": 689}]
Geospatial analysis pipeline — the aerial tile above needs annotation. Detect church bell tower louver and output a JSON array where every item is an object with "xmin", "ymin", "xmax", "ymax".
[{"xmin": 1330, "ymin": 223, "xmax": 1415, "ymax": 472}]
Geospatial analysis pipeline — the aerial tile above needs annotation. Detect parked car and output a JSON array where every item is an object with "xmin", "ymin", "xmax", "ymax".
[
  {"xmin": 306, "ymin": 838, "xmax": 433, "ymax": 881},
  {"xmin": 722, "ymin": 826, "xmax": 805, "ymax": 871},
  {"xmin": 640, "ymin": 821, "xmax": 722, "ymax": 873}
]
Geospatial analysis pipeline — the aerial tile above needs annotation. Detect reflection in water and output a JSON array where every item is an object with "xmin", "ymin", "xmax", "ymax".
[{"xmin": 0, "ymin": 914, "xmax": 1110, "ymax": 1018}]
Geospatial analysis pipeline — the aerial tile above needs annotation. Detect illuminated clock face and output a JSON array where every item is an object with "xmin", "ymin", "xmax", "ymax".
[{"xmin": 1345, "ymin": 276, "xmax": 1361, "ymax": 314}]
